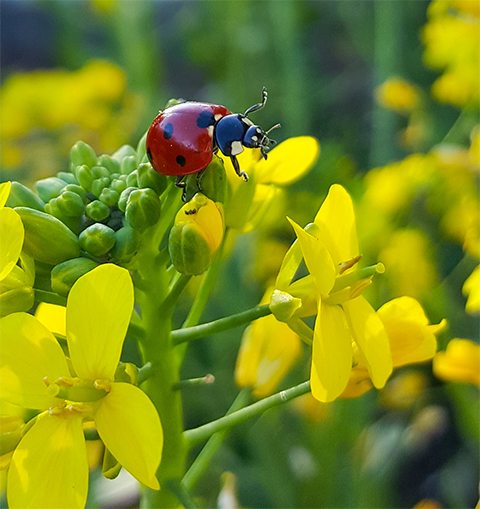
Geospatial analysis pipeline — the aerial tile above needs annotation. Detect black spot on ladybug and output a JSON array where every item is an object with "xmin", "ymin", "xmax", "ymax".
[
  {"xmin": 176, "ymin": 155, "xmax": 186, "ymax": 167},
  {"xmin": 196, "ymin": 111, "xmax": 215, "ymax": 129},
  {"xmin": 147, "ymin": 147, "xmax": 153, "ymax": 164},
  {"xmin": 163, "ymin": 123, "xmax": 174, "ymax": 140},
  {"xmin": 185, "ymin": 208, "xmax": 197, "ymax": 215}
]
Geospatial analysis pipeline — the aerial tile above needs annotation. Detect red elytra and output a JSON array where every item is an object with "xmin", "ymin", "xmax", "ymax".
[{"xmin": 146, "ymin": 102, "xmax": 231, "ymax": 177}]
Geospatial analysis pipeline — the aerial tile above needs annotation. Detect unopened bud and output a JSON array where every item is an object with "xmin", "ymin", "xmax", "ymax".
[
  {"xmin": 137, "ymin": 163, "xmax": 167, "ymax": 195},
  {"xmin": 79, "ymin": 223, "xmax": 116, "ymax": 257},
  {"xmin": 57, "ymin": 172, "xmax": 79, "ymax": 185},
  {"xmin": 6, "ymin": 182, "xmax": 45, "ymax": 211},
  {"xmin": 75, "ymin": 165, "xmax": 94, "ymax": 191},
  {"xmin": 269, "ymin": 289, "xmax": 303, "ymax": 323},
  {"xmin": 91, "ymin": 177, "xmax": 110, "ymax": 198},
  {"xmin": 112, "ymin": 144, "xmax": 137, "ymax": 163},
  {"xmin": 99, "ymin": 188, "xmax": 120, "ymax": 207},
  {"xmin": 56, "ymin": 191, "xmax": 85, "ymax": 217},
  {"xmin": 70, "ymin": 141, "xmax": 98, "ymax": 169},
  {"xmin": 98, "ymin": 154, "xmax": 121, "ymax": 175},
  {"xmin": 118, "ymin": 187, "xmax": 138, "ymax": 212},
  {"xmin": 121, "ymin": 155, "xmax": 137, "ymax": 175},
  {"xmin": 35, "ymin": 177, "xmax": 67, "ymax": 202},
  {"xmin": 111, "ymin": 226, "xmax": 139, "ymax": 265},
  {"xmin": 126, "ymin": 170, "xmax": 139, "ymax": 188},
  {"xmin": 85, "ymin": 200, "xmax": 110, "ymax": 222},
  {"xmin": 51, "ymin": 257, "xmax": 99, "ymax": 297},
  {"xmin": 125, "ymin": 188, "xmax": 161, "ymax": 232}
]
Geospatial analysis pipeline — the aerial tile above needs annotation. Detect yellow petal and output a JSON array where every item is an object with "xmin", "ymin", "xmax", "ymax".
[
  {"xmin": 313, "ymin": 184, "xmax": 359, "ymax": 266},
  {"xmin": 254, "ymin": 136, "xmax": 320, "ymax": 185},
  {"xmin": 310, "ymin": 302, "xmax": 353, "ymax": 402},
  {"xmin": 463, "ymin": 265, "xmax": 480, "ymax": 314},
  {"xmin": 67, "ymin": 264, "xmax": 134, "ymax": 381},
  {"xmin": 433, "ymin": 339, "xmax": 480, "ymax": 386},
  {"xmin": 0, "ymin": 207, "xmax": 24, "ymax": 281},
  {"xmin": 377, "ymin": 297, "xmax": 438, "ymax": 367},
  {"xmin": 35, "ymin": 303, "xmax": 67, "ymax": 337},
  {"xmin": 94, "ymin": 382, "xmax": 163, "ymax": 489},
  {"xmin": 0, "ymin": 313, "xmax": 69, "ymax": 410},
  {"xmin": 275, "ymin": 238, "xmax": 304, "ymax": 291},
  {"xmin": 0, "ymin": 182, "xmax": 11, "ymax": 208},
  {"xmin": 342, "ymin": 296, "xmax": 392, "ymax": 389},
  {"xmin": 235, "ymin": 324, "xmax": 262, "ymax": 390},
  {"xmin": 7, "ymin": 412, "xmax": 88, "ymax": 509},
  {"xmin": 288, "ymin": 218, "xmax": 336, "ymax": 296}
]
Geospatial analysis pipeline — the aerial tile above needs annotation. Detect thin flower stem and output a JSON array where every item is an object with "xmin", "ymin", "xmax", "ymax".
[
  {"xmin": 184, "ymin": 381, "xmax": 311, "ymax": 448},
  {"xmin": 173, "ymin": 374, "xmax": 215, "ymax": 390},
  {"xmin": 137, "ymin": 361, "xmax": 154, "ymax": 385},
  {"xmin": 182, "ymin": 389, "xmax": 251, "ymax": 490},
  {"xmin": 161, "ymin": 273, "xmax": 192, "ymax": 311},
  {"xmin": 34, "ymin": 289, "xmax": 67, "ymax": 306},
  {"xmin": 172, "ymin": 304, "xmax": 272, "ymax": 345},
  {"xmin": 163, "ymin": 479, "xmax": 198, "ymax": 509}
]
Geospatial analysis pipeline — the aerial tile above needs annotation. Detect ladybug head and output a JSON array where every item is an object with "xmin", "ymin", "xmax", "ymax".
[{"xmin": 242, "ymin": 123, "xmax": 281, "ymax": 159}]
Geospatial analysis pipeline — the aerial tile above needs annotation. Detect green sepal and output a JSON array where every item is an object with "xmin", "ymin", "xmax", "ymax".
[
  {"xmin": 91, "ymin": 177, "xmax": 110, "ymax": 198},
  {"xmin": 112, "ymin": 144, "xmax": 137, "ymax": 163},
  {"xmin": 111, "ymin": 226, "xmax": 139, "ymax": 265},
  {"xmin": 91, "ymin": 166, "xmax": 111, "ymax": 180},
  {"xmin": 102, "ymin": 448, "xmax": 121, "ymax": 480},
  {"xmin": 99, "ymin": 188, "xmax": 120, "ymax": 207},
  {"xmin": 111, "ymin": 178, "xmax": 127, "ymax": 195},
  {"xmin": 169, "ymin": 223, "xmax": 212, "ymax": 276},
  {"xmin": 15, "ymin": 207, "xmax": 80, "ymax": 264},
  {"xmin": 192, "ymin": 155, "xmax": 228, "ymax": 203},
  {"xmin": 126, "ymin": 170, "xmax": 139, "ymax": 188},
  {"xmin": 121, "ymin": 155, "xmax": 137, "ymax": 175},
  {"xmin": 74, "ymin": 165, "xmax": 94, "ymax": 191},
  {"xmin": 114, "ymin": 362, "xmax": 139, "ymax": 384},
  {"xmin": 85, "ymin": 200, "xmax": 110, "ymax": 222},
  {"xmin": 5, "ymin": 182, "xmax": 45, "ymax": 211},
  {"xmin": 98, "ymin": 154, "xmax": 121, "ymax": 174},
  {"xmin": 64, "ymin": 184, "xmax": 87, "ymax": 202},
  {"xmin": 44, "ymin": 199, "xmax": 80, "ymax": 234},
  {"xmin": 56, "ymin": 172, "xmax": 79, "ymax": 185},
  {"xmin": 125, "ymin": 188, "xmax": 161, "ymax": 232},
  {"xmin": 35, "ymin": 177, "xmax": 67, "ymax": 202},
  {"xmin": 79, "ymin": 223, "xmax": 116, "ymax": 257},
  {"xmin": 56, "ymin": 191, "xmax": 85, "ymax": 217},
  {"xmin": 51, "ymin": 257, "xmax": 99, "ymax": 297},
  {"xmin": 137, "ymin": 163, "xmax": 168, "ymax": 195},
  {"xmin": 70, "ymin": 141, "xmax": 98, "ymax": 168},
  {"xmin": 0, "ymin": 286, "xmax": 35, "ymax": 317},
  {"xmin": 118, "ymin": 187, "xmax": 138, "ymax": 212}
]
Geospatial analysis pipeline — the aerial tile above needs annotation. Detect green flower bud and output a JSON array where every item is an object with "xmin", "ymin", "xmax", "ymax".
[
  {"xmin": 111, "ymin": 226, "xmax": 139, "ymax": 264},
  {"xmin": 91, "ymin": 177, "xmax": 110, "ymax": 198},
  {"xmin": 125, "ymin": 188, "xmax": 161, "ymax": 233},
  {"xmin": 168, "ymin": 194, "xmax": 224, "ymax": 276},
  {"xmin": 79, "ymin": 223, "xmax": 116, "ymax": 256},
  {"xmin": 56, "ymin": 191, "xmax": 85, "ymax": 217},
  {"xmin": 70, "ymin": 141, "xmax": 98, "ymax": 168},
  {"xmin": 98, "ymin": 154, "xmax": 121, "ymax": 175},
  {"xmin": 137, "ymin": 163, "xmax": 168, "ymax": 195},
  {"xmin": 51, "ymin": 257, "xmax": 99, "ymax": 297},
  {"xmin": 112, "ymin": 144, "xmax": 137, "ymax": 163},
  {"xmin": 114, "ymin": 362, "xmax": 139, "ymax": 384},
  {"xmin": 118, "ymin": 187, "xmax": 138, "ymax": 212},
  {"xmin": 74, "ymin": 165, "xmax": 94, "ymax": 191},
  {"xmin": 126, "ymin": 170, "xmax": 138, "ymax": 188},
  {"xmin": 15, "ymin": 207, "xmax": 80, "ymax": 264},
  {"xmin": 190, "ymin": 155, "xmax": 228, "ymax": 203},
  {"xmin": 91, "ymin": 166, "xmax": 111, "ymax": 180},
  {"xmin": 35, "ymin": 177, "xmax": 67, "ymax": 202},
  {"xmin": 0, "ymin": 286, "xmax": 34, "ymax": 317},
  {"xmin": 136, "ymin": 132, "xmax": 148, "ymax": 164},
  {"xmin": 111, "ymin": 178, "xmax": 127, "ymax": 195},
  {"xmin": 6, "ymin": 182, "xmax": 45, "ymax": 211},
  {"xmin": 269, "ymin": 289, "xmax": 303, "ymax": 323},
  {"xmin": 42, "ymin": 198, "xmax": 80, "ymax": 234},
  {"xmin": 99, "ymin": 188, "xmax": 120, "ymax": 207},
  {"xmin": 64, "ymin": 184, "xmax": 87, "ymax": 202},
  {"xmin": 57, "ymin": 172, "xmax": 79, "ymax": 185},
  {"xmin": 85, "ymin": 200, "xmax": 110, "ymax": 222},
  {"xmin": 121, "ymin": 155, "xmax": 137, "ymax": 175}
]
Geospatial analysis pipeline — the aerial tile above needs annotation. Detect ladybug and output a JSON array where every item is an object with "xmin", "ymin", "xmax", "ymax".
[{"xmin": 146, "ymin": 87, "xmax": 279, "ymax": 194}]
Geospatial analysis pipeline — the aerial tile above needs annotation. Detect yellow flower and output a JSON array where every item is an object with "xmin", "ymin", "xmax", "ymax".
[
  {"xmin": 275, "ymin": 184, "xmax": 392, "ymax": 402},
  {"xmin": 341, "ymin": 296, "xmax": 445, "ymax": 398},
  {"xmin": 223, "ymin": 136, "xmax": 320, "ymax": 232},
  {"xmin": 34, "ymin": 303, "xmax": 67, "ymax": 337},
  {"xmin": 0, "ymin": 264, "xmax": 163, "ymax": 509},
  {"xmin": 433, "ymin": 339, "xmax": 480, "ymax": 385},
  {"xmin": 463, "ymin": 265, "xmax": 480, "ymax": 314},
  {"xmin": 375, "ymin": 77, "xmax": 421, "ymax": 112},
  {"xmin": 235, "ymin": 287, "xmax": 302, "ymax": 398}
]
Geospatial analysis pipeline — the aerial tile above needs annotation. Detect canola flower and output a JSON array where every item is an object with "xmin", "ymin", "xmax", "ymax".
[
  {"xmin": 375, "ymin": 77, "xmax": 421, "ymax": 113},
  {"xmin": 0, "ymin": 264, "xmax": 163, "ymax": 509},
  {"xmin": 0, "ymin": 182, "xmax": 23, "ymax": 281},
  {"xmin": 272, "ymin": 184, "xmax": 392, "ymax": 402},
  {"xmin": 463, "ymin": 265, "xmax": 480, "ymax": 314},
  {"xmin": 433, "ymin": 339, "xmax": 480, "ymax": 386}
]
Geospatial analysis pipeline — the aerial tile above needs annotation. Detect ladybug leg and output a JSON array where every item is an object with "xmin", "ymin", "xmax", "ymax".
[
  {"xmin": 175, "ymin": 175, "xmax": 188, "ymax": 201},
  {"xmin": 195, "ymin": 169, "xmax": 205, "ymax": 191},
  {"xmin": 243, "ymin": 87, "xmax": 268, "ymax": 117},
  {"xmin": 231, "ymin": 155, "xmax": 249, "ymax": 182}
]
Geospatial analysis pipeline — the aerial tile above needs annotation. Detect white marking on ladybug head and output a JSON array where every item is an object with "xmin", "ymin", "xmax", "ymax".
[
  {"xmin": 207, "ymin": 125, "xmax": 214, "ymax": 137},
  {"xmin": 231, "ymin": 140, "xmax": 244, "ymax": 156},
  {"xmin": 214, "ymin": 113, "xmax": 223, "ymax": 121}
]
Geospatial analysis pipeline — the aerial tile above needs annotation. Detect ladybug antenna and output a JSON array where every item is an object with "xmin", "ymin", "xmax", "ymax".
[{"xmin": 265, "ymin": 123, "xmax": 281, "ymax": 136}]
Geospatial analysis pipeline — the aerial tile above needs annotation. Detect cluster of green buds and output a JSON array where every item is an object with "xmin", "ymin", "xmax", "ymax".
[{"xmin": 6, "ymin": 136, "xmax": 170, "ymax": 296}]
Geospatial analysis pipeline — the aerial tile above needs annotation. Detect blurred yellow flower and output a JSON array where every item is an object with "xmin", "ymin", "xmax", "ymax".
[
  {"xmin": 463, "ymin": 265, "xmax": 480, "ymax": 314},
  {"xmin": 375, "ymin": 77, "xmax": 421, "ymax": 112},
  {"xmin": 422, "ymin": 0, "xmax": 480, "ymax": 107},
  {"xmin": 235, "ymin": 287, "xmax": 302, "ymax": 398},
  {"xmin": 1, "ymin": 264, "xmax": 163, "ymax": 509},
  {"xmin": 433, "ymin": 339, "xmax": 480, "ymax": 385},
  {"xmin": 379, "ymin": 371, "xmax": 429, "ymax": 410},
  {"xmin": 223, "ymin": 136, "xmax": 319, "ymax": 232}
]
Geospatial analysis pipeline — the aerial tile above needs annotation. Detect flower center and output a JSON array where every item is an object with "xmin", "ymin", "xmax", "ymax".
[{"xmin": 44, "ymin": 376, "xmax": 110, "ymax": 408}]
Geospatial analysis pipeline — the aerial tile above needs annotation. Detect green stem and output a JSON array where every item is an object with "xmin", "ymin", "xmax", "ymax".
[
  {"xmin": 161, "ymin": 273, "xmax": 191, "ymax": 310},
  {"xmin": 173, "ymin": 375, "xmax": 215, "ymax": 390},
  {"xmin": 182, "ymin": 389, "xmax": 251, "ymax": 490},
  {"xmin": 184, "ymin": 381, "xmax": 311, "ymax": 449},
  {"xmin": 34, "ymin": 289, "xmax": 67, "ymax": 306},
  {"xmin": 172, "ymin": 304, "xmax": 271, "ymax": 345},
  {"xmin": 137, "ymin": 361, "xmax": 154, "ymax": 385}
]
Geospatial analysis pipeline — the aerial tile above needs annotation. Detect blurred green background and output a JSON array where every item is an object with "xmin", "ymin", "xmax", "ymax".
[{"xmin": 1, "ymin": 1, "xmax": 479, "ymax": 508}]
